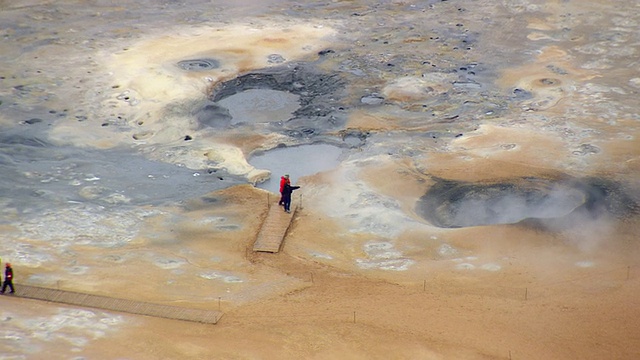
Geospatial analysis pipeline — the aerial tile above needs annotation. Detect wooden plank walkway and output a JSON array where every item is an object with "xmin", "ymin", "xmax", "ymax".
[
  {"xmin": 7, "ymin": 285, "xmax": 223, "ymax": 324},
  {"xmin": 253, "ymin": 203, "xmax": 297, "ymax": 253}
]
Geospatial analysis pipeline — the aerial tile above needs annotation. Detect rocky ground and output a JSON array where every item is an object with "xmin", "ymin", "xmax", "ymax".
[{"xmin": 0, "ymin": 0, "xmax": 639, "ymax": 359}]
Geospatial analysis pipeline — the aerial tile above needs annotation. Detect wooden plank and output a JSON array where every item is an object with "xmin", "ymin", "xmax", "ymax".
[{"xmin": 253, "ymin": 203, "xmax": 297, "ymax": 253}]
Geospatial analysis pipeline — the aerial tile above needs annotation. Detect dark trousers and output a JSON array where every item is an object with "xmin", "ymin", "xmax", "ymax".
[
  {"xmin": 282, "ymin": 195, "xmax": 292, "ymax": 211},
  {"xmin": 1, "ymin": 279, "xmax": 14, "ymax": 293}
]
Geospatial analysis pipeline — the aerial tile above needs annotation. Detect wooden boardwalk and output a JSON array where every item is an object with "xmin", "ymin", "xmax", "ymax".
[
  {"xmin": 8, "ymin": 284, "xmax": 223, "ymax": 324},
  {"xmin": 253, "ymin": 202, "xmax": 297, "ymax": 253}
]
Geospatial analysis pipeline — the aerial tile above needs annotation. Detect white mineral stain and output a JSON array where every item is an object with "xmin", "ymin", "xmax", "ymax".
[
  {"xmin": 575, "ymin": 261, "xmax": 595, "ymax": 268},
  {"xmin": 356, "ymin": 241, "xmax": 415, "ymax": 271}
]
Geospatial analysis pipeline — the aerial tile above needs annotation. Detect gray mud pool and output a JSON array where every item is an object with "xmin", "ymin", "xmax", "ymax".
[{"xmin": 249, "ymin": 143, "xmax": 344, "ymax": 193}]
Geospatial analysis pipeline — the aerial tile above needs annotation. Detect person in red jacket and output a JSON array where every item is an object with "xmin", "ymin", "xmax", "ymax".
[
  {"xmin": 281, "ymin": 180, "xmax": 300, "ymax": 213},
  {"xmin": 1, "ymin": 263, "xmax": 14, "ymax": 294},
  {"xmin": 278, "ymin": 174, "xmax": 290, "ymax": 206}
]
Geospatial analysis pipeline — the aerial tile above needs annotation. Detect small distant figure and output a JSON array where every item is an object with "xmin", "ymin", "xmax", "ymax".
[
  {"xmin": 278, "ymin": 174, "xmax": 290, "ymax": 206},
  {"xmin": 1, "ymin": 263, "xmax": 14, "ymax": 294},
  {"xmin": 281, "ymin": 180, "xmax": 300, "ymax": 213}
]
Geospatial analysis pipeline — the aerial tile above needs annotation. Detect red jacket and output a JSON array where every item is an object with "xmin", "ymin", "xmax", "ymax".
[{"xmin": 279, "ymin": 176, "xmax": 290, "ymax": 193}]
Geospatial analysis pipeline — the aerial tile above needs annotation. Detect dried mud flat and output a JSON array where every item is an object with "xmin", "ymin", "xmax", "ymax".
[{"xmin": 1, "ymin": 0, "xmax": 640, "ymax": 359}]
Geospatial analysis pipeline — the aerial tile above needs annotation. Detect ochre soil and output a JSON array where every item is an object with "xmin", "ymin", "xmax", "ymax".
[{"xmin": 6, "ymin": 215, "xmax": 639, "ymax": 360}]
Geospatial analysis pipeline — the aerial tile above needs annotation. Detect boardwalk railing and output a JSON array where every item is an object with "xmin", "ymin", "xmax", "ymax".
[{"xmin": 8, "ymin": 284, "xmax": 223, "ymax": 324}]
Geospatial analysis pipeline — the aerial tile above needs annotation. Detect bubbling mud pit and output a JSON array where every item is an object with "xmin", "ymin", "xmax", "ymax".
[
  {"xmin": 207, "ymin": 61, "xmax": 349, "ymax": 135},
  {"xmin": 205, "ymin": 62, "xmax": 353, "ymax": 191},
  {"xmin": 417, "ymin": 177, "xmax": 638, "ymax": 228}
]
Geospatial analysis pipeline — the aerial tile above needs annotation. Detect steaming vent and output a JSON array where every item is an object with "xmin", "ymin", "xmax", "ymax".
[{"xmin": 416, "ymin": 177, "xmax": 638, "ymax": 228}]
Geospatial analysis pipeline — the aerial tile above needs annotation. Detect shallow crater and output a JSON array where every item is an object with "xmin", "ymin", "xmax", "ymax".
[
  {"xmin": 416, "ymin": 177, "xmax": 638, "ymax": 228},
  {"xmin": 176, "ymin": 58, "xmax": 220, "ymax": 71},
  {"xmin": 208, "ymin": 62, "xmax": 349, "ymax": 134}
]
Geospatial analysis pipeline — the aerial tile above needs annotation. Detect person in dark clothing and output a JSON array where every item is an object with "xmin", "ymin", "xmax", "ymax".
[
  {"xmin": 278, "ymin": 174, "xmax": 290, "ymax": 206},
  {"xmin": 281, "ymin": 181, "xmax": 300, "ymax": 213},
  {"xmin": 1, "ymin": 263, "xmax": 14, "ymax": 294}
]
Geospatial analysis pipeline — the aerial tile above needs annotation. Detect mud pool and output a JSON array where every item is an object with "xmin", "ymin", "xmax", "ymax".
[
  {"xmin": 217, "ymin": 89, "xmax": 300, "ymax": 125},
  {"xmin": 0, "ymin": 0, "xmax": 639, "ymax": 358},
  {"xmin": 249, "ymin": 143, "xmax": 344, "ymax": 193}
]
